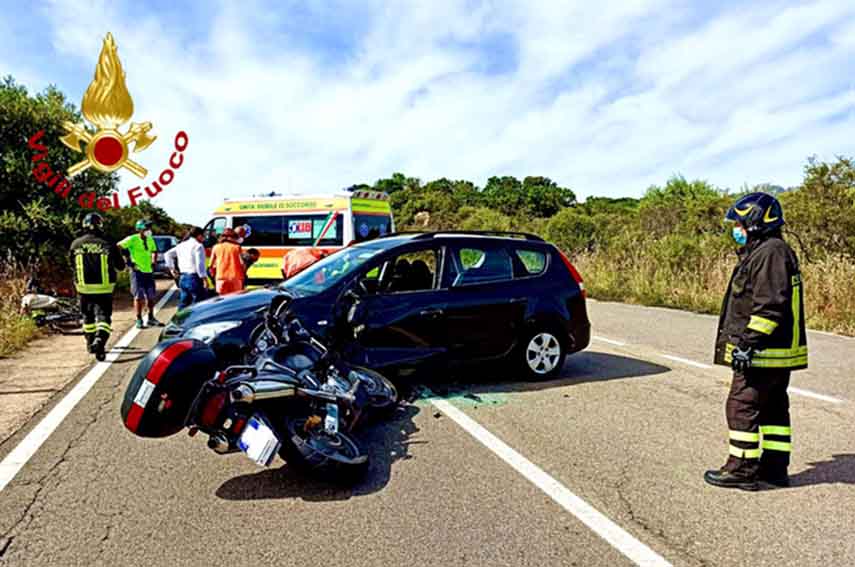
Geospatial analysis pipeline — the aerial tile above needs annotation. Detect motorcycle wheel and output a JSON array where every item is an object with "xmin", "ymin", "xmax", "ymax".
[
  {"xmin": 279, "ymin": 416, "xmax": 369, "ymax": 483},
  {"xmin": 349, "ymin": 366, "xmax": 398, "ymax": 411}
]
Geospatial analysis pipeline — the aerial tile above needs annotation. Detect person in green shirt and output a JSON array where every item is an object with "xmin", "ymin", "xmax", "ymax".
[{"xmin": 118, "ymin": 219, "xmax": 163, "ymax": 328}]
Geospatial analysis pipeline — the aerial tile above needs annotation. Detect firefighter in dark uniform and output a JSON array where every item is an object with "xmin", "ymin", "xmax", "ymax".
[
  {"xmin": 70, "ymin": 213, "xmax": 126, "ymax": 361},
  {"xmin": 705, "ymin": 192, "xmax": 807, "ymax": 491}
]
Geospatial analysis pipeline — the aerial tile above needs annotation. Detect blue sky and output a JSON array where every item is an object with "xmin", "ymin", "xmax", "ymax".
[{"xmin": 3, "ymin": 0, "xmax": 854, "ymax": 223}]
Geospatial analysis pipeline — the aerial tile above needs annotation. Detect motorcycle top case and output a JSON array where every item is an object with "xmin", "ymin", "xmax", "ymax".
[{"xmin": 121, "ymin": 338, "xmax": 217, "ymax": 438}]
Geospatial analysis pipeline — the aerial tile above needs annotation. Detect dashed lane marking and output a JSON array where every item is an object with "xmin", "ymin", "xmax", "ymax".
[
  {"xmin": 788, "ymin": 387, "xmax": 843, "ymax": 404},
  {"xmin": 592, "ymin": 335, "xmax": 628, "ymax": 347},
  {"xmin": 658, "ymin": 354, "xmax": 844, "ymax": 404},
  {"xmin": 432, "ymin": 398, "xmax": 672, "ymax": 567},
  {"xmin": 0, "ymin": 287, "xmax": 176, "ymax": 493},
  {"xmin": 659, "ymin": 354, "xmax": 713, "ymax": 369},
  {"xmin": 591, "ymin": 335, "xmax": 845, "ymax": 405}
]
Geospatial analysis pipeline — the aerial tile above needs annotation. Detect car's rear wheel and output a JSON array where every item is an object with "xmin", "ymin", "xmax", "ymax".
[{"xmin": 518, "ymin": 328, "xmax": 565, "ymax": 380}]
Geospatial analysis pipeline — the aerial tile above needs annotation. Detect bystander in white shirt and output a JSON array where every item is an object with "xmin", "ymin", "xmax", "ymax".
[{"xmin": 164, "ymin": 238, "xmax": 207, "ymax": 279}]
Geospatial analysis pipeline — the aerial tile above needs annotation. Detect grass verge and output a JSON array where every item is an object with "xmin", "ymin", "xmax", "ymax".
[
  {"xmin": 0, "ymin": 260, "xmax": 41, "ymax": 358},
  {"xmin": 574, "ymin": 252, "xmax": 855, "ymax": 337}
]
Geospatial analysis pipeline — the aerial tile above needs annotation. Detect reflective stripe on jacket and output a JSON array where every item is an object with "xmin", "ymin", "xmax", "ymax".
[
  {"xmin": 70, "ymin": 233, "xmax": 125, "ymax": 295},
  {"xmin": 714, "ymin": 235, "xmax": 808, "ymax": 370}
]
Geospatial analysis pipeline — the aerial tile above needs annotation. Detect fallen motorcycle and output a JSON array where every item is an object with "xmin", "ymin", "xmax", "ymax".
[
  {"xmin": 20, "ymin": 279, "xmax": 82, "ymax": 334},
  {"xmin": 120, "ymin": 293, "xmax": 397, "ymax": 482}
]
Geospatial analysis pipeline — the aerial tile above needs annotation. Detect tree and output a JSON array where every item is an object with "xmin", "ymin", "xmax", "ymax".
[
  {"xmin": 482, "ymin": 175, "xmax": 575, "ymax": 217},
  {"xmin": 521, "ymin": 176, "xmax": 576, "ymax": 217},
  {"xmin": 0, "ymin": 77, "xmax": 119, "ymax": 267},
  {"xmin": 482, "ymin": 175, "xmax": 524, "ymax": 216},
  {"xmin": 780, "ymin": 156, "xmax": 855, "ymax": 259},
  {"xmin": 638, "ymin": 176, "xmax": 728, "ymax": 237},
  {"xmin": 104, "ymin": 201, "xmax": 188, "ymax": 243}
]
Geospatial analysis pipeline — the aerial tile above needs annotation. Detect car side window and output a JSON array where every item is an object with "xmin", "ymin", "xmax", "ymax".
[
  {"xmin": 377, "ymin": 248, "xmax": 440, "ymax": 294},
  {"xmin": 512, "ymin": 248, "xmax": 547, "ymax": 278},
  {"xmin": 452, "ymin": 246, "xmax": 513, "ymax": 286}
]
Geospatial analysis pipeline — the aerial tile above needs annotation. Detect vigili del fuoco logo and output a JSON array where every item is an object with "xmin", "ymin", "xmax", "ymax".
[{"xmin": 27, "ymin": 32, "xmax": 189, "ymax": 210}]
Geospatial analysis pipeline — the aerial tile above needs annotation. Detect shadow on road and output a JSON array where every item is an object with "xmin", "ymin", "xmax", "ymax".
[
  {"xmin": 790, "ymin": 453, "xmax": 855, "ymax": 487},
  {"xmin": 216, "ymin": 351, "xmax": 666, "ymax": 500},
  {"xmin": 413, "ymin": 351, "xmax": 671, "ymax": 398},
  {"xmin": 215, "ymin": 404, "xmax": 422, "ymax": 502}
]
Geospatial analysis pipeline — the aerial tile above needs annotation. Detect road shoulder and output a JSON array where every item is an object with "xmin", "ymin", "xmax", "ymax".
[{"xmin": 0, "ymin": 280, "xmax": 172, "ymax": 448}]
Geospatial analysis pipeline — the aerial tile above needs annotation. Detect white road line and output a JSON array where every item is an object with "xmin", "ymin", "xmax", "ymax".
[
  {"xmin": 0, "ymin": 287, "xmax": 176, "ymax": 493},
  {"xmin": 431, "ymin": 398, "xmax": 672, "ymax": 567},
  {"xmin": 591, "ymin": 334, "xmax": 845, "ymax": 405},
  {"xmin": 659, "ymin": 354, "xmax": 712, "ymax": 369},
  {"xmin": 657, "ymin": 354, "xmax": 844, "ymax": 403},
  {"xmin": 592, "ymin": 335, "xmax": 627, "ymax": 347},
  {"xmin": 788, "ymin": 387, "xmax": 843, "ymax": 404}
]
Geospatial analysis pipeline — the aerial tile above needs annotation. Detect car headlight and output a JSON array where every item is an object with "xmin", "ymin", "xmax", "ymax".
[{"xmin": 184, "ymin": 321, "xmax": 242, "ymax": 344}]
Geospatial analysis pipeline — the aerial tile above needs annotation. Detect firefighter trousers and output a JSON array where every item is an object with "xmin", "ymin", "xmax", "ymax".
[
  {"xmin": 725, "ymin": 368, "xmax": 792, "ymax": 476},
  {"xmin": 80, "ymin": 293, "xmax": 113, "ymax": 351}
]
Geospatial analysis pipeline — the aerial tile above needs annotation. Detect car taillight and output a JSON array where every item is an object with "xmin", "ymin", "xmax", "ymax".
[
  {"xmin": 198, "ymin": 392, "xmax": 227, "ymax": 428},
  {"xmin": 557, "ymin": 249, "xmax": 586, "ymax": 298}
]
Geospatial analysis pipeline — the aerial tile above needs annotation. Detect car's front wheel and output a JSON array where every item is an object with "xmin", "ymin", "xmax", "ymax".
[{"xmin": 518, "ymin": 328, "xmax": 565, "ymax": 380}]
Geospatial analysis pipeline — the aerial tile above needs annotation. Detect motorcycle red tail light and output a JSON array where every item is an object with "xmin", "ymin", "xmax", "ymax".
[
  {"xmin": 199, "ymin": 392, "xmax": 227, "ymax": 428},
  {"xmin": 232, "ymin": 417, "xmax": 246, "ymax": 433}
]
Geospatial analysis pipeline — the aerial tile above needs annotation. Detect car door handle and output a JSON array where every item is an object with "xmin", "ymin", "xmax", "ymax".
[
  {"xmin": 509, "ymin": 297, "xmax": 527, "ymax": 304},
  {"xmin": 419, "ymin": 308, "xmax": 444, "ymax": 318}
]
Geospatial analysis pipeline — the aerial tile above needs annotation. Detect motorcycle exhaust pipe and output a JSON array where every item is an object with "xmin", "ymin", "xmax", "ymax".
[
  {"xmin": 207, "ymin": 433, "xmax": 231, "ymax": 454},
  {"xmin": 231, "ymin": 381, "xmax": 297, "ymax": 404}
]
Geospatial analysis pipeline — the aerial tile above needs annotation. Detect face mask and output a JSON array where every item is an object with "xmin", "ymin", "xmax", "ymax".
[
  {"xmin": 731, "ymin": 226, "xmax": 747, "ymax": 246},
  {"xmin": 143, "ymin": 229, "xmax": 153, "ymax": 238}
]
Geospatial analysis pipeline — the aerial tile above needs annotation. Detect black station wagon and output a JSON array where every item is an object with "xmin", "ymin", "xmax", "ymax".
[{"xmin": 163, "ymin": 231, "xmax": 590, "ymax": 380}]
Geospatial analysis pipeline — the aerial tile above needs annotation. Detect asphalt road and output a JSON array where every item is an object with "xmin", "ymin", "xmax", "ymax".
[{"xmin": 1, "ymin": 297, "xmax": 853, "ymax": 566}]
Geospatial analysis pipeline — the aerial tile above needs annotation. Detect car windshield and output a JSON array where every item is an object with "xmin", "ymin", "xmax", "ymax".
[{"xmin": 283, "ymin": 244, "xmax": 387, "ymax": 295}]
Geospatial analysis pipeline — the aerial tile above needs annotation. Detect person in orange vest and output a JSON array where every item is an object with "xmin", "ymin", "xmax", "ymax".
[{"xmin": 209, "ymin": 228, "xmax": 244, "ymax": 295}]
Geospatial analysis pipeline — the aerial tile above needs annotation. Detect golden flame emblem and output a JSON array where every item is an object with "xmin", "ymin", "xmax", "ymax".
[{"xmin": 60, "ymin": 33, "xmax": 156, "ymax": 178}]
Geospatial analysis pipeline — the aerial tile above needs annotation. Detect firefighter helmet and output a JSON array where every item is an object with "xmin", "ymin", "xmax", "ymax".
[
  {"xmin": 725, "ymin": 192, "xmax": 785, "ymax": 235},
  {"xmin": 82, "ymin": 212, "xmax": 104, "ymax": 231}
]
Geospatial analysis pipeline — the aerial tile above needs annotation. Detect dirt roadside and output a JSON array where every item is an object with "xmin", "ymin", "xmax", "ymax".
[{"xmin": 0, "ymin": 279, "xmax": 174, "ymax": 446}]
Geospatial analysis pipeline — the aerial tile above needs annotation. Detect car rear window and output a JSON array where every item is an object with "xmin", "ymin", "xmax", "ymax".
[
  {"xmin": 513, "ymin": 249, "xmax": 547, "ymax": 276},
  {"xmin": 453, "ymin": 247, "xmax": 513, "ymax": 285}
]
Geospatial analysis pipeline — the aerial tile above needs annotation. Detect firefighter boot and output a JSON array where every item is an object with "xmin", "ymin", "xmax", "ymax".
[
  {"xmin": 759, "ymin": 452, "xmax": 790, "ymax": 487},
  {"xmin": 704, "ymin": 468, "xmax": 759, "ymax": 491},
  {"xmin": 91, "ymin": 336, "xmax": 106, "ymax": 362}
]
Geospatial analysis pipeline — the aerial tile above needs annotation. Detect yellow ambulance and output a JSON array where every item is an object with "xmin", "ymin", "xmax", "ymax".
[{"xmin": 202, "ymin": 190, "xmax": 394, "ymax": 282}]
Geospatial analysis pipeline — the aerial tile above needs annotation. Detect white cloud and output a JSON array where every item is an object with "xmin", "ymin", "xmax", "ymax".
[{"xmin": 11, "ymin": 0, "xmax": 854, "ymax": 224}]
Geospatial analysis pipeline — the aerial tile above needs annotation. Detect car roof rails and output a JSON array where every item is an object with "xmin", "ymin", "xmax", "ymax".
[{"xmin": 377, "ymin": 230, "xmax": 544, "ymax": 242}]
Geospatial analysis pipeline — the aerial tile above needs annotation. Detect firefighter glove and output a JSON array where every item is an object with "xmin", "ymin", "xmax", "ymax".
[{"xmin": 731, "ymin": 346, "xmax": 754, "ymax": 372}]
